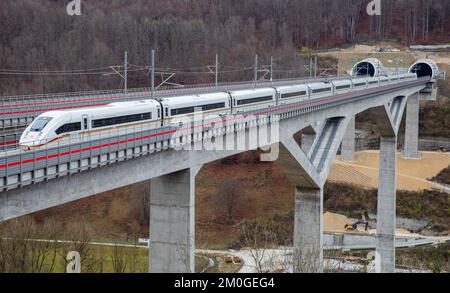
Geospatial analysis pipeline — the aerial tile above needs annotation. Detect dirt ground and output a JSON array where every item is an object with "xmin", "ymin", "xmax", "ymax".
[
  {"xmin": 328, "ymin": 151, "xmax": 450, "ymax": 191},
  {"xmin": 319, "ymin": 42, "xmax": 450, "ymax": 77},
  {"xmin": 323, "ymin": 212, "xmax": 354, "ymax": 233},
  {"xmin": 324, "ymin": 212, "xmax": 425, "ymax": 236}
]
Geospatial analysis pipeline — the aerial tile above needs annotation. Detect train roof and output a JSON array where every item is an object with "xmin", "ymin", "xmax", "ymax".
[
  {"xmin": 351, "ymin": 78, "xmax": 368, "ymax": 83},
  {"xmin": 35, "ymin": 100, "xmax": 160, "ymax": 120},
  {"xmin": 229, "ymin": 87, "xmax": 275, "ymax": 97},
  {"xmin": 331, "ymin": 79, "xmax": 352, "ymax": 86},
  {"xmin": 160, "ymin": 92, "xmax": 230, "ymax": 107},
  {"xmin": 308, "ymin": 82, "xmax": 332, "ymax": 89},
  {"xmin": 67, "ymin": 99, "xmax": 159, "ymax": 113},
  {"xmin": 275, "ymin": 84, "xmax": 309, "ymax": 93}
]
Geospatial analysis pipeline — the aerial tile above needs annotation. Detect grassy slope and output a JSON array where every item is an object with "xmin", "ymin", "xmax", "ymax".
[{"xmin": 431, "ymin": 165, "xmax": 450, "ymax": 186}]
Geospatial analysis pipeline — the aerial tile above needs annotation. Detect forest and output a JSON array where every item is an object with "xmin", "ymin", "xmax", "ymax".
[{"xmin": 0, "ymin": 0, "xmax": 448, "ymax": 95}]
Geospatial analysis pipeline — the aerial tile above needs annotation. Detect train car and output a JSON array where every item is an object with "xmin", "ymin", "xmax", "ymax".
[
  {"xmin": 379, "ymin": 75, "xmax": 390, "ymax": 84},
  {"xmin": 229, "ymin": 88, "xmax": 277, "ymax": 113},
  {"xmin": 351, "ymin": 78, "xmax": 368, "ymax": 89},
  {"xmin": 366, "ymin": 76, "xmax": 380, "ymax": 88},
  {"xmin": 275, "ymin": 84, "xmax": 309, "ymax": 106},
  {"xmin": 308, "ymin": 82, "xmax": 333, "ymax": 100},
  {"xmin": 19, "ymin": 100, "xmax": 161, "ymax": 150},
  {"xmin": 389, "ymin": 73, "xmax": 400, "ymax": 82},
  {"xmin": 406, "ymin": 72, "xmax": 418, "ymax": 79},
  {"xmin": 399, "ymin": 73, "xmax": 415, "ymax": 80},
  {"xmin": 160, "ymin": 92, "xmax": 231, "ymax": 126},
  {"xmin": 331, "ymin": 79, "xmax": 353, "ymax": 95}
]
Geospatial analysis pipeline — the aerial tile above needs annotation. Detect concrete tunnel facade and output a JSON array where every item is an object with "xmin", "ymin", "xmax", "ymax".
[
  {"xmin": 408, "ymin": 59, "xmax": 439, "ymax": 79},
  {"xmin": 351, "ymin": 58, "xmax": 385, "ymax": 77}
]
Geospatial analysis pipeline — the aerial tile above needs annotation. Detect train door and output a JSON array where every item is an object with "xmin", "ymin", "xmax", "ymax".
[
  {"xmin": 82, "ymin": 115, "xmax": 89, "ymax": 131},
  {"xmin": 81, "ymin": 114, "xmax": 89, "ymax": 142}
]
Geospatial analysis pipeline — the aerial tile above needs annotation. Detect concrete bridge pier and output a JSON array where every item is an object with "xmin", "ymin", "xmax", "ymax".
[
  {"xmin": 275, "ymin": 136, "xmax": 323, "ymax": 273},
  {"xmin": 402, "ymin": 94, "xmax": 421, "ymax": 159},
  {"xmin": 375, "ymin": 136, "xmax": 397, "ymax": 273},
  {"xmin": 370, "ymin": 97, "xmax": 407, "ymax": 273},
  {"xmin": 293, "ymin": 187, "xmax": 323, "ymax": 273},
  {"xmin": 149, "ymin": 166, "xmax": 201, "ymax": 273},
  {"xmin": 277, "ymin": 117, "xmax": 351, "ymax": 273},
  {"xmin": 341, "ymin": 116, "xmax": 355, "ymax": 162}
]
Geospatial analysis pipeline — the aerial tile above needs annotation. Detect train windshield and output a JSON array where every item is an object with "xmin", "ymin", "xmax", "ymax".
[{"xmin": 30, "ymin": 117, "xmax": 52, "ymax": 132}]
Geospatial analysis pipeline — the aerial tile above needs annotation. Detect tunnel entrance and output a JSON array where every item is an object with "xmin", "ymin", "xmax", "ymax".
[
  {"xmin": 353, "ymin": 62, "xmax": 376, "ymax": 77},
  {"xmin": 409, "ymin": 62, "xmax": 433, "ymax": 78}
]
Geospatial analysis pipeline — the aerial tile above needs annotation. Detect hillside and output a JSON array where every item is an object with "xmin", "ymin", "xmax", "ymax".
[
  {"xmin": 330, "ymin": 152, "xmax": 450, "ymax": 191},
  {"xmin": 0, "ymin": 0, "xmax": 449, "ymax": 95}
]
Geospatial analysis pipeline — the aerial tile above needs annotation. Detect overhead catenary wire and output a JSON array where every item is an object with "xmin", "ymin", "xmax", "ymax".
[
  {"xmin": 0, "ymin": 69, "xmax": 148, "ymax": 76},
  {"xmin": 0, "ymin": 66, "xmax": 115, "ymax": 73},
  {"xmin": 0, "ymin": 63, "xmax": 285, "ymax": 77}
]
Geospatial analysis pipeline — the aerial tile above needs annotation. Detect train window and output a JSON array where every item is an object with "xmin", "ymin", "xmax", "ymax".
[
  {"xmin": 202, "ymin": 102, "xmax": 226, "ymax": 111},
  {"xmin": 236, "ymin": 96, "xmax": 273, "ymax": 105},
  {"xmin": 55, "ymin": 122, "xmax": 82, "ymax": 135},
  {"xmin": 281, "ymin": 91, "xmax": 307, "ymax": 99},
  {"xmin": 92, "ymin": 113, "xmax": 152, "ymax": 128},
  {"xmin": 171, "ymin": 102, "xmax": 226, "ymax": 116},
  {"xmin": 30, "ymin": 117, "xmax": 52, "ymax": 132},
  {"xmin": 165, "ymin": 108, "xmax": 169, "ymax": 117},
  {"xmin": 354, "ymin": 83, "xmax": 366, "ymax": 87},
  {"xmin": 311, "ymin": 88, "xmax": 331, "ymax": 94},
  {"xmin": 369, "ymin": 81, "xmax": 379, "ymax": 84},
  {"xmin": 171, "ymin": 107, "xmax": 194, "ymax": 116},
  {"xmin": 157, "ymin": 108, "xmax": 161, "ymax": 118},
  {"xmin": 335, "ymin": 85, "xmax": 351, "ymax": 90}
]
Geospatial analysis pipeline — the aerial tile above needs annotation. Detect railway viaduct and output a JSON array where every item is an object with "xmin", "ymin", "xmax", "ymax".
[{"xmin": 0, "ymin": 58, "xmax": 444, "ymax": 273}]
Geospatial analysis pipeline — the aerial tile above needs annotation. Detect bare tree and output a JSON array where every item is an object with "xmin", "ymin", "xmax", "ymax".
[
  {"xmin": 0, "ymin": 218, "xmax": 61, "ymax": 273},
  {"xmin": 111, "ymin": 245, "xmax": 129, "ymax": 273},
  {"xmin": 59, "ymin": 222, "xmax": 92, "ymax": 273},
  {"xmin": 238, "ymin": 220, "xmax": 278, "ymax": 273},
  {"xmin": 215, "ymin": 177, "xmax": 243, "ymax": 224}
]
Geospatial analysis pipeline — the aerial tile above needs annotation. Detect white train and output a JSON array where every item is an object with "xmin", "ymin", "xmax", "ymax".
[{"xmin": 19, "ymin": 73, "xmax": 417, "ymax": 150}]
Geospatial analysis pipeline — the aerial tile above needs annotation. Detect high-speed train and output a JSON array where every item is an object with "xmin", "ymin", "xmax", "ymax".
[{"xmin": 19, "ymin": 73, "xmax": 417, "ymax": 150}]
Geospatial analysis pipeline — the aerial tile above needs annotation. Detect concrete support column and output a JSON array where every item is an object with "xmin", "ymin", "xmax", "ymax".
[
  {"xmin": 293, "ymin": 188, "xmax": 323, "ymax": 273},
  {"xmin": 301, "ymin": 134, "xmax": 315, "ymax": 154},
  {"xmin": 149, "ymin": 167, "xmax": 198, "ymax": 273},
  {"xmin": 341, "ymin": 116, "xmax": 355, "ymax": 161},
  {"xmin": 375, "ymin": 136, "xmax": 397, "ymax": 273},
  {"xmin": 402, "ymin": 94, "xmax": 421, "ymax": 159}
]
